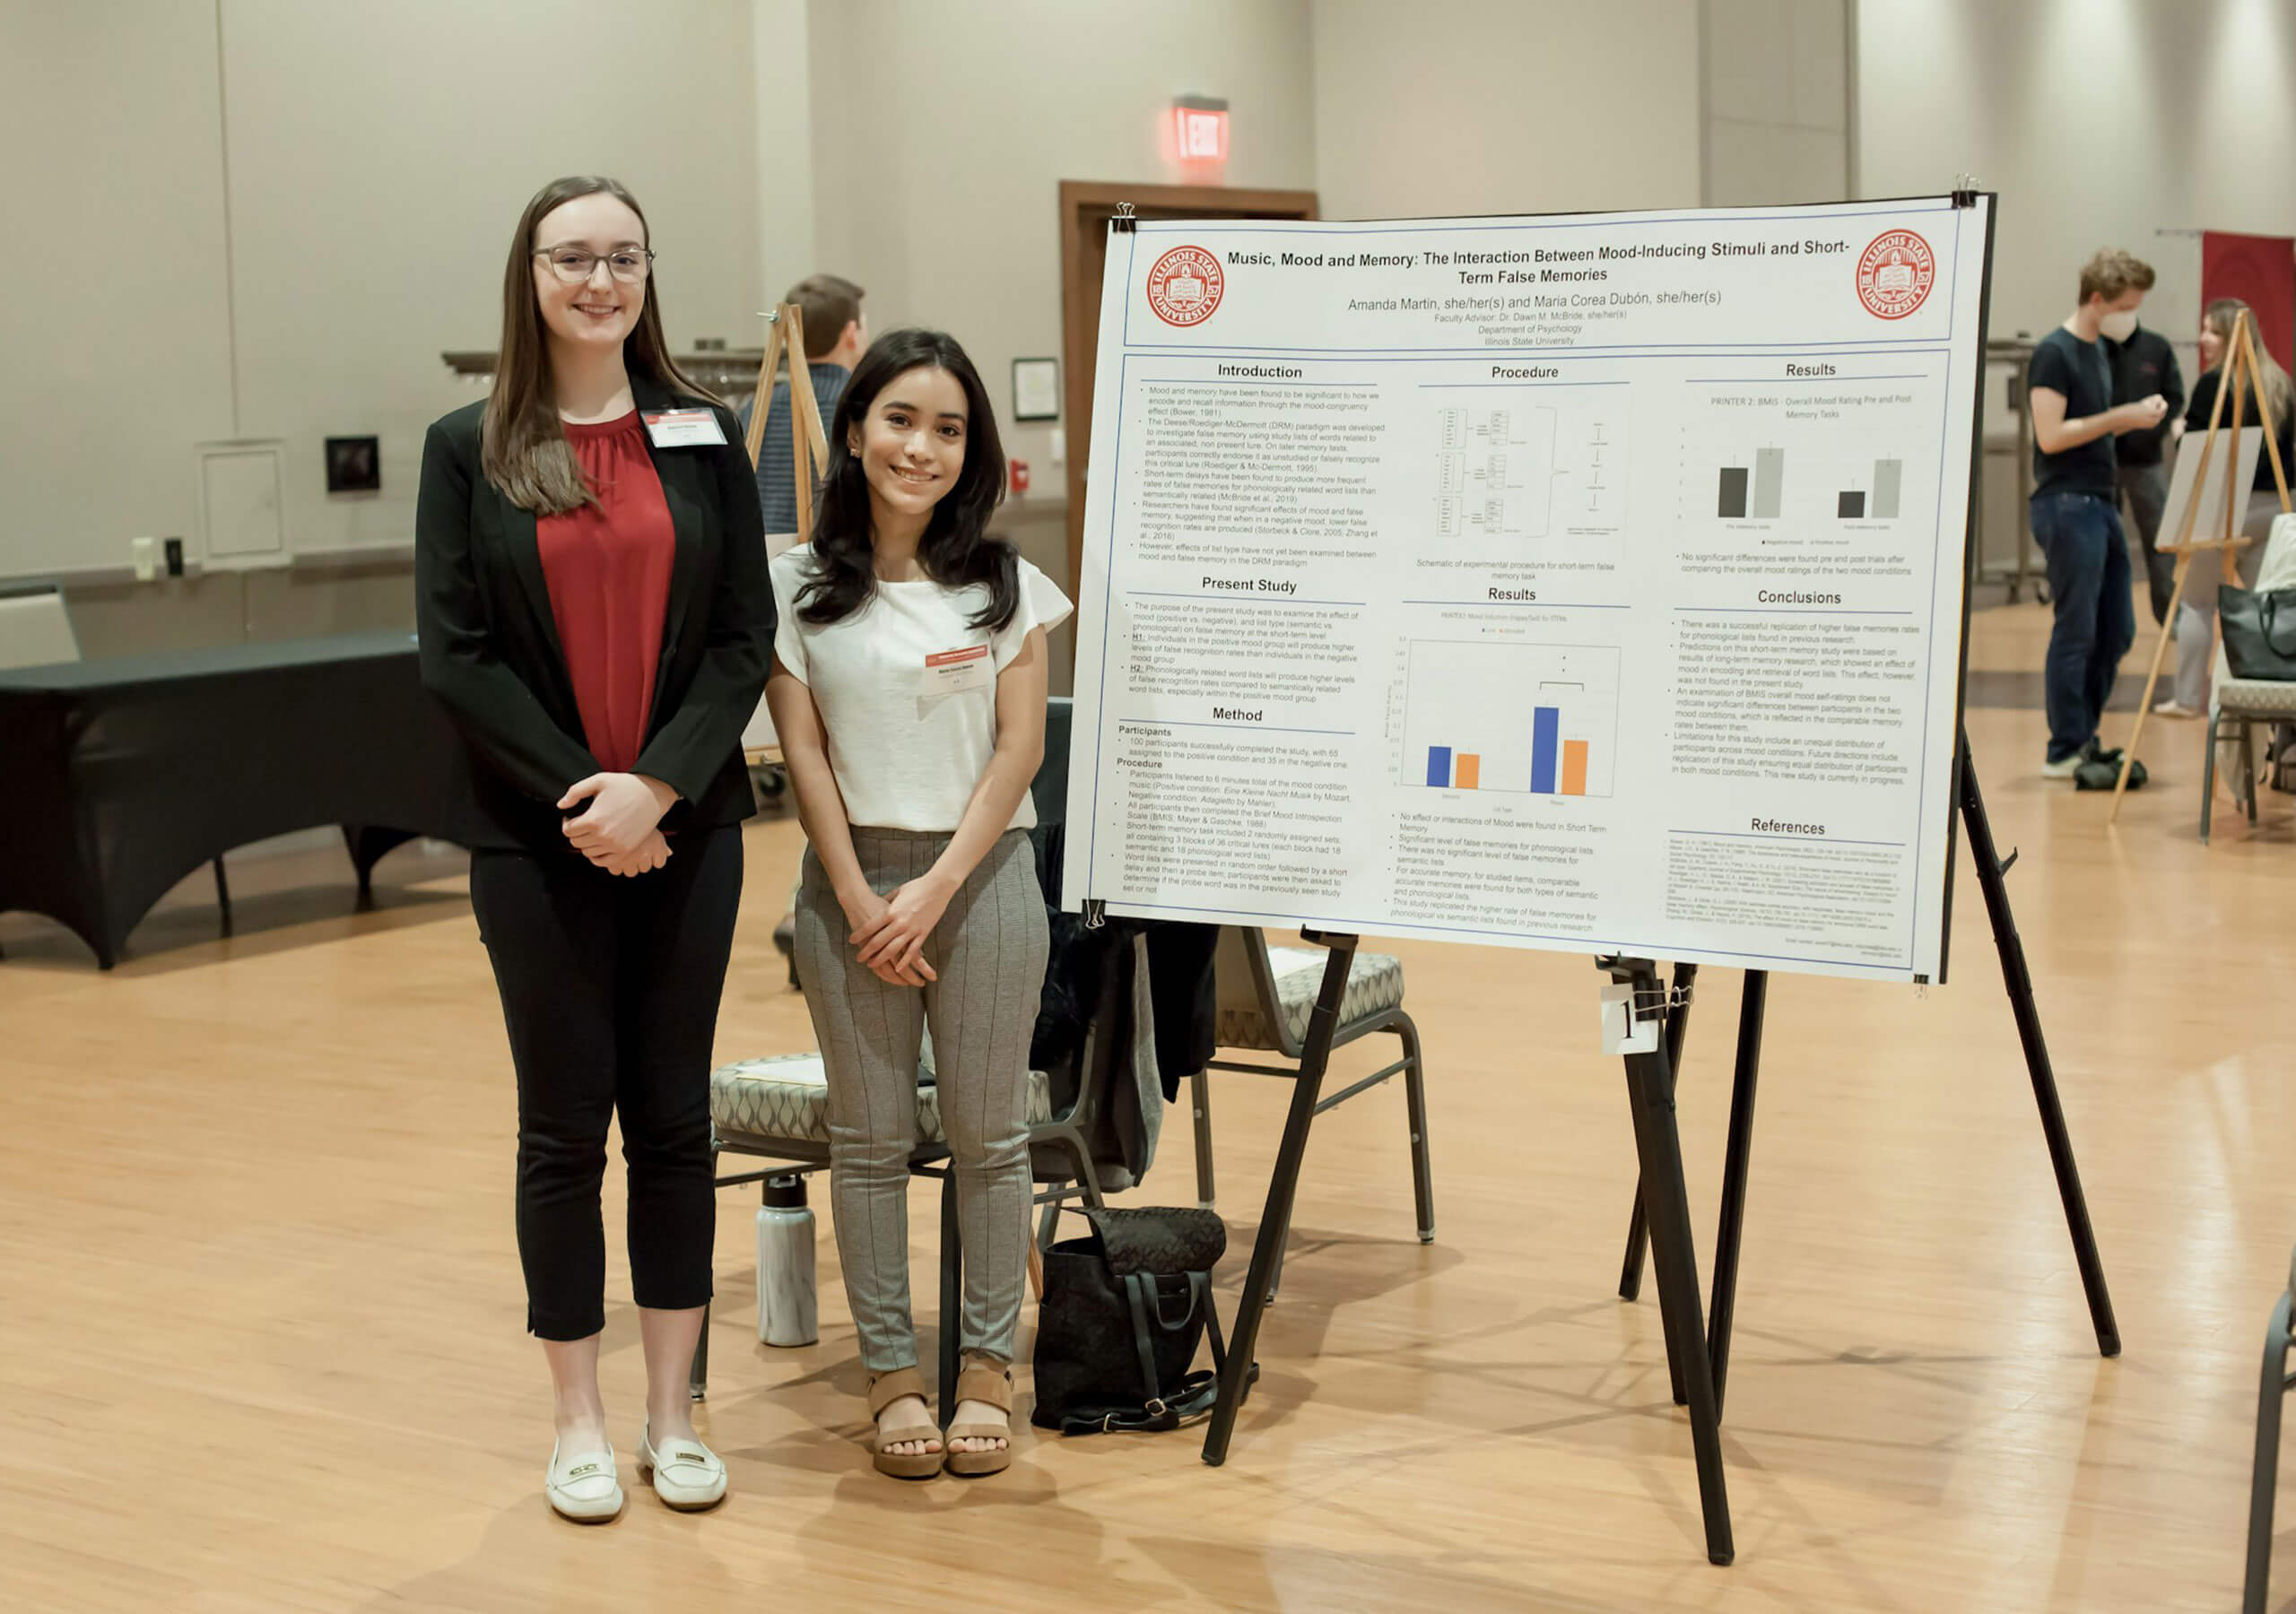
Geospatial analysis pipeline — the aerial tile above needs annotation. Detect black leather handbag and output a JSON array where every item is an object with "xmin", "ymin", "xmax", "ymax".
[
  {"xmin": 2221, "ymin": 584, "xmax": 2296, "ymax": 681},
  {"xmin": 1031, "ymin": 1207, "xmax": 1244, "ymax": 1435}
]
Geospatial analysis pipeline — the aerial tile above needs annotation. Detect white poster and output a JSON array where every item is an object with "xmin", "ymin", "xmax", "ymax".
[{"xmin": 1063, "ymin": 197, "xmax": 1993, "ymax": 983}]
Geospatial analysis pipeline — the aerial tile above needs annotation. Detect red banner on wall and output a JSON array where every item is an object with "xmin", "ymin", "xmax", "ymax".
[{"xmin": 2201, "ymin": 230, "xmax": 2296, "ymax": 371}]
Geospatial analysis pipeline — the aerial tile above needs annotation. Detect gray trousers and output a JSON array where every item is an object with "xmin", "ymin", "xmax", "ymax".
[
  {"xmin": 2174, "ymin": 489, "xmax": 2279, "ymax": 710},
  {"xmin": 2118, "ymin": 460, "xmax": 2173, "ymax": 626},
  {"xmin": 794, "ymin": 827, "xmax": 1047, "ymax": 1375}
]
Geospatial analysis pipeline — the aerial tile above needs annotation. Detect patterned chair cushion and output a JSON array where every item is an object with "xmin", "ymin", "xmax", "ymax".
[
  {"xmin": 710, "ymin": 1052, "xmax": 1055, "ymax": 1148},
  {"xmin": 2219, "ymin": 677, "xmax": 2296, "ymax": 716},
  {"xmin": 1215, "ymin": 944, "xmax": 1406, "ymax": 1051}
]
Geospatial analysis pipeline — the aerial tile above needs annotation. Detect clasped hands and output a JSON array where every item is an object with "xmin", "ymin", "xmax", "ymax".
[
  {"xmin": 839, "ymin": 872, "xmax": 955, "ymax": 986},
  {"xmin": 558, "ymin": 772, "xmax": 679, "ymax": 876}
]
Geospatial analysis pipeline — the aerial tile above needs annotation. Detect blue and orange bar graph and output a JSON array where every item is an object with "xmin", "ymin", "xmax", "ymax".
[
  {"xmin": 1425, "ymin": 747, "xmax": 1485, "ymax": 788},
  {"xmin": 1423, "ymin": 711, "xmax": 1589, "ymax": 795}
]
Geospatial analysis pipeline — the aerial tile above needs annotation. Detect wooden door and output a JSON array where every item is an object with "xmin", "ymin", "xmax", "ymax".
[{"xmin": 1057, "ymin": 180, "xmax": 1318, "ymax": 605}]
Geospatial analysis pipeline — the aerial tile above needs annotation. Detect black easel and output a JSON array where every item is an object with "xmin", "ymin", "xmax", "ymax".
[
  {"xmin": 1614, "ymin": 734, "xmax": 2121, "ymax": 1431},
  {"xmin": 1196, "ymin": 928, "xmax": 1738, "ymax": 1563},
  {"xmin": 1202, "ymin": 929, "xmax": 1354, "ymax": 1470}
]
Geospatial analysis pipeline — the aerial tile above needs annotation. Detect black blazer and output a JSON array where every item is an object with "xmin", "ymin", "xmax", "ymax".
[{"xmin": 414, "ymin": 375, "xmax": 774, "ymax": 852}]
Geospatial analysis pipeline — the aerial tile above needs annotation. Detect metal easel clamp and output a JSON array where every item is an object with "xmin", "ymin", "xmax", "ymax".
[{"xmin": 1595, "ymin": 956, "xmax": 1691, "ymax": 1022}]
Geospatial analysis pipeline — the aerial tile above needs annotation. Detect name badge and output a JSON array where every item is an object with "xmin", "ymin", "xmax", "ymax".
[
  {"xmin": 920, "ymin": 644, "xmax": 993, "ymax": 698},
  {"xmin": 642, "ymin": 408, "xmax": 726, "ymax": 448}
]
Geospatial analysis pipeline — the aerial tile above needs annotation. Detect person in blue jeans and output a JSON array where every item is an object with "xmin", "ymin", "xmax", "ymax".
[{"xmin": 2027, "ymin": 249, "xmax": 2169, "ymax": 784}]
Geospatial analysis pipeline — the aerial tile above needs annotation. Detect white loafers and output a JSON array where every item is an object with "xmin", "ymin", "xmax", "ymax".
[
  {"xmin": 638, "ymin": 1423, "xmax": 728, "ymax": 1511},
  {"xmin": 545, "ymin": 1440, "xmax": 624, "ymax": 1523}
]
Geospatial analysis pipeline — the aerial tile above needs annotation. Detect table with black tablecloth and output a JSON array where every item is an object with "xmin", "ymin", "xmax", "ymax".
[{"xmin": 0, "ymin": 631, "xmax": 470, "ymax": 968}]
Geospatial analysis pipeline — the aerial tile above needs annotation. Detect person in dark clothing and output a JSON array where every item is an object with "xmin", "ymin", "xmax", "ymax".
[
  {"xmin": 2107, "ymin": 292, "xmax": 2185, "ymax": 625},
  {"xmin": 739, "ymin": 273, "xmax": 866, "ymax": 534},
  {"xmin": 416, "ymin": 175, "xmax": 772, "ymax": 1523},
  {"xmin": 2028, "ymin": 248, "xmax": 2168, "ymax": 784}
]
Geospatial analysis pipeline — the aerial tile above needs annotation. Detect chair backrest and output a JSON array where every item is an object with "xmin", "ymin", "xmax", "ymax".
[
  {"xmin": 1213, "ymin": 925, "xmax": 1300, "ymax": 1058},
  {"xmin": 1031, "ymin": 695, "xmax": 1073, "ymax": 825},
  {"xmin": 0, "ymin": 584, "xmax": 81, "ymax": 671},
  {"xmin": 1031, "ymin": 926, "xmax": 1160, "ymax": 1192}
]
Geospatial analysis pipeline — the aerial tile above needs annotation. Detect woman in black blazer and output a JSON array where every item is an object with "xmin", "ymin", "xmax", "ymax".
[{"xmin": 415, "ymin": 175, "xmax": 771, "ymax": 1523}]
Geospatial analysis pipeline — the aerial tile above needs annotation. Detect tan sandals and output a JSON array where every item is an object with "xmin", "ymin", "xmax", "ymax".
[
  {"xmin": 866, "ymin": 1367, "xmax": 944, "ymax": 1480},
  {"xmin": 943, "ymin": 1353, "xmax": 1014, "ymax": 1479}
]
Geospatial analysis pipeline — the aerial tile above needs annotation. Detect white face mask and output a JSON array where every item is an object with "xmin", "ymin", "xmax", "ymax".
[{"xmin": 2100, "ymin": 309, "xmax": 2139, "ymax": 343}]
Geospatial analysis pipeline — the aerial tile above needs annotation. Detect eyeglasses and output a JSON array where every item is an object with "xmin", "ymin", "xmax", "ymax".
[{"xmin": 534, "ymin": 246, "xmax": 654, "ymax": 284}]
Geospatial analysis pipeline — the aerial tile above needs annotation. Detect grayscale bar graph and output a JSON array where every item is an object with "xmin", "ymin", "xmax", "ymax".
[
  {"xmin": 1873, "ymin": 457, "xmax": 1902, "ymax": 519},
  {"xmin": 1752, "ymin": 448, "xmax": 1784, "ymax": 519}
]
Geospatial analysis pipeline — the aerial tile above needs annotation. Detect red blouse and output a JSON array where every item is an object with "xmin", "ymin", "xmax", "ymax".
[{"xmin": 535, "ymin": 412, "xmax": 674, "ymax": 774}]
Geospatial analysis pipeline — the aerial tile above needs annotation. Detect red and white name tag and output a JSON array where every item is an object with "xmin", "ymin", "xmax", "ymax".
[
  {"xmin": 642, "ymin": 408, "xmax": 726, "ymax": 448},
  {"xmin": 919, "ymin": 643, "xmax": 992, "ymax": 698}
]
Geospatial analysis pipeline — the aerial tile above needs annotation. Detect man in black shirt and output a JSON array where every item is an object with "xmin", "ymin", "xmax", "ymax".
[
  {"xmin": 2106, "ymin": 282, "xmax": 2186, "ymax": 625},
  {"xmin": 2028, "ymin": 249, "xmax": 2169, "ymax": 781}
]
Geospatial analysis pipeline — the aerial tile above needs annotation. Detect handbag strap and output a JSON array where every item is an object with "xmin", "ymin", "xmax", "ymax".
[
  {"xmin": 2263, "ymin": 593, "xmax": 2296, "ymax": 656},
  {"xmin": 1123, "ymin": 1272, "xmax": 1170, "ymax": 1414},
  {"xmin": 1053, "ymin": 1271, "xmax": 1250, "ymax": 1436}
]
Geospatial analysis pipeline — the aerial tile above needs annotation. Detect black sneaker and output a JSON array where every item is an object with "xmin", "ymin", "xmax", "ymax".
[
  {"xmin": 2074, "ymin": 757, "xmax": 2145, "ymax": 790},
  {"xmin": 2080, "ymin": 736, "xmax": 2126, "ymax": 768}
]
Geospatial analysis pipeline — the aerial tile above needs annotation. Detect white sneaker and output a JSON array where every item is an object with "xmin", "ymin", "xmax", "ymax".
[
  {"xmin": 2153, "ymin": 699, "xmax": 2202, "ymax": 719},
  {"xmin": 545, "ymin": 1440, "xmax": 624, "ymax": 1523},
  {"xmin": 639, "ymin": 1423, "xmax": 727, "ymax": 1511},
  {"xmin": 2041, "ymin": 752, "xmax": 2082, "ymax": 779}
]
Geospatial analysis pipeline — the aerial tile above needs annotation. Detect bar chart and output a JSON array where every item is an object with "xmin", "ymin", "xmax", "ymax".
[
  {"xmin": 1835, "ymin": 457, "xmax": 1903, "ymax": 521},
  {"xmin": 1403, "ymin": 638, "xmax": 1620, "ymax": 798},
  {"xmin": 1709, "ymin": 450, "xmax": 1907, "ymax": 525},
  {"xmin": 1715, "ymin": 447, "xmax": 1785, "ymax": 520}
]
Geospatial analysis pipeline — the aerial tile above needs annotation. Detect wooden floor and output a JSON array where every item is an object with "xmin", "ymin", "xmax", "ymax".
[{"xmin": 4, "ymin": 590, "xmax": 2294, "ymax": 1612}]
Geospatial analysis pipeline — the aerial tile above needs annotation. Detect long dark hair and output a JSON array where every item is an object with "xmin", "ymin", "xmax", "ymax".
[
  {"xmin": 480, "ymin": 175, "xmax": 722, "ymax": 514},
  {"xmin": 797, "ymin": 328, "xmax": 1016, "ymax": 630}
]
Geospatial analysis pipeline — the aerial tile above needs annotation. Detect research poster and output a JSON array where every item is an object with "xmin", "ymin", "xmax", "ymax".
[{"xmin": 1063, "ymin": 197, "xmax": 1993, "ymax": 983}]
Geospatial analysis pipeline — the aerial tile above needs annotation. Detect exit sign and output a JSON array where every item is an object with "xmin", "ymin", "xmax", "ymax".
[{"xmin": 1172, "ymin": 101, "xmax": 1229, "ymax": 162}]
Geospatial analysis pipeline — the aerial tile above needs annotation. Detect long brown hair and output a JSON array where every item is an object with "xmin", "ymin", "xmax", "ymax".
[
  {"xmin": 480, "ymin": 176, "xmax": 721, "ymax": 514},
  {"xmin": 2203, "ymin": 298, "xmax": 2294, "ymax": 436}
]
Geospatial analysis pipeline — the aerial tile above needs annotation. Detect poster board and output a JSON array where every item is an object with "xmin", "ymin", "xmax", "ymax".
[
  {"xmin": 2161, "ymin": 423, "xmax": 2264, "ymax": 560},
  {"xmin": 1062, "ymin": 196, "xmax": 1995, "ymax": 984}
]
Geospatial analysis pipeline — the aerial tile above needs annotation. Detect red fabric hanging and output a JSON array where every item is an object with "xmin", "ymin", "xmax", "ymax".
[{"xmin": 2201, "ymin": 230, "xmax": 2296, "ymax": 371}]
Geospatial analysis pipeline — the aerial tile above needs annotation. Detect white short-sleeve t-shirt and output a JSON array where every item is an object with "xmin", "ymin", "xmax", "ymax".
[{"xmin": 769, "ymin": 544, "xmax": 1074, "ymax": 832}]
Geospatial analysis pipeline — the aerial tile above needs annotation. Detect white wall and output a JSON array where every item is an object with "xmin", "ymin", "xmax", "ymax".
[
  {"xmin": 1311, "ymin": 0, "xmax": 1704, "ymax": 221},
  {"xmin": 3, "ymin": 2, "xmax": 238, "ymax": 580},
  {"xmin": 1703, "ymin": 0, "xmax": 1848, "ymax": 206},
  {"xmin": 1857, "ymin": 0, "xmax": 2296, "ymax": 346},
  {"xmin": 4, "ymin": 0, "xmax": 764, "ymax": 583},
  {"xmin": 803, "ymin": 0, "xmax": 1318, "ymax": 480}
]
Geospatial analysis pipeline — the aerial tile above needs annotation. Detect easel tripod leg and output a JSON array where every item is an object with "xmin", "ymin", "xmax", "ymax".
[
  {"xmin": 1959, "ymin": 740, "xmax": 2121, "ymax": 1356},
  {"xmin": 1620, "ymin": 960, "xmax": 1699, "ymax": 1304},
  {"xmin": 1619, "ymin": 959, "xmax": 1735, "ymax": 1566},
  {"xmin": 1202, "ymin": 935, "xmax": 1356, "ymax": 1466},
  {"xmin": 1706, "ymin": 970, "xmax": 1767, "ymax": 1416}
]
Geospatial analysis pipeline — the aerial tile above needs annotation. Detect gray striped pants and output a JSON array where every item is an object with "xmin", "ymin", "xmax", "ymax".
[{"xmin": 794, "ymin": 827, "xmax": 1047, "ymax": 1374}]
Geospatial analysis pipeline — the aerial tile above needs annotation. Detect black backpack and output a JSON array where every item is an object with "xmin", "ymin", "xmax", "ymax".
[{"xmin": 1031, "ymin": 1207, "xmax": 1250, "ymax": 1434}]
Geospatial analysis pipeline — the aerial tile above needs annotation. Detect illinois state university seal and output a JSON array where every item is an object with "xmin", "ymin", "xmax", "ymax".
[
  {"xmin": 1146, "ymin": 246, "xmax": 1223, "ymax": 326},
  {"xmin": 1857, "ymin": 230, "xmax": 1935, "ymax": 320}
]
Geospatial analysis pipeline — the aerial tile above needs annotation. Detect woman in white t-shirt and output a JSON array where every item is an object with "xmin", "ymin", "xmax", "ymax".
[{"xmin": 765, "ymin": 329, "xmax": 1071, "ymax": 1480}]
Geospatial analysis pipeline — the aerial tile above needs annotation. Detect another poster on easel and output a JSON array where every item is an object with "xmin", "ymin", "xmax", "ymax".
[
  {"xmin": 2161, "ymin": 425, "xmax": 2264, "ymax": 556},
  {"xmin": 1063, "ymin": 195, "xmax": 1995, "ymax": 983}
]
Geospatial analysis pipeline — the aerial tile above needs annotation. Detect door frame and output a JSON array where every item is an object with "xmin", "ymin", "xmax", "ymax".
[{"xmin": 1057, "ymin": 179, "xmax": 1319, "ymax": 598}]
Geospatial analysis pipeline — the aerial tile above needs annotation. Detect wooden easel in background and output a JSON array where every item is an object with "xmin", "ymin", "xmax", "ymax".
[
  {"xmin": 744, "ymin": 302, "xmax": 831, "ymax": 538},
  {"xmin": 2111, "ymin": 308, "xmax": 2294, "ymax": 818}
]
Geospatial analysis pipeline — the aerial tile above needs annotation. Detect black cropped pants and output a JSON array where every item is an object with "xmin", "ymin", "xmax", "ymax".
[{"xmin": 469, "ymin": 826, "xmax": 741, "ymax": 1341}]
